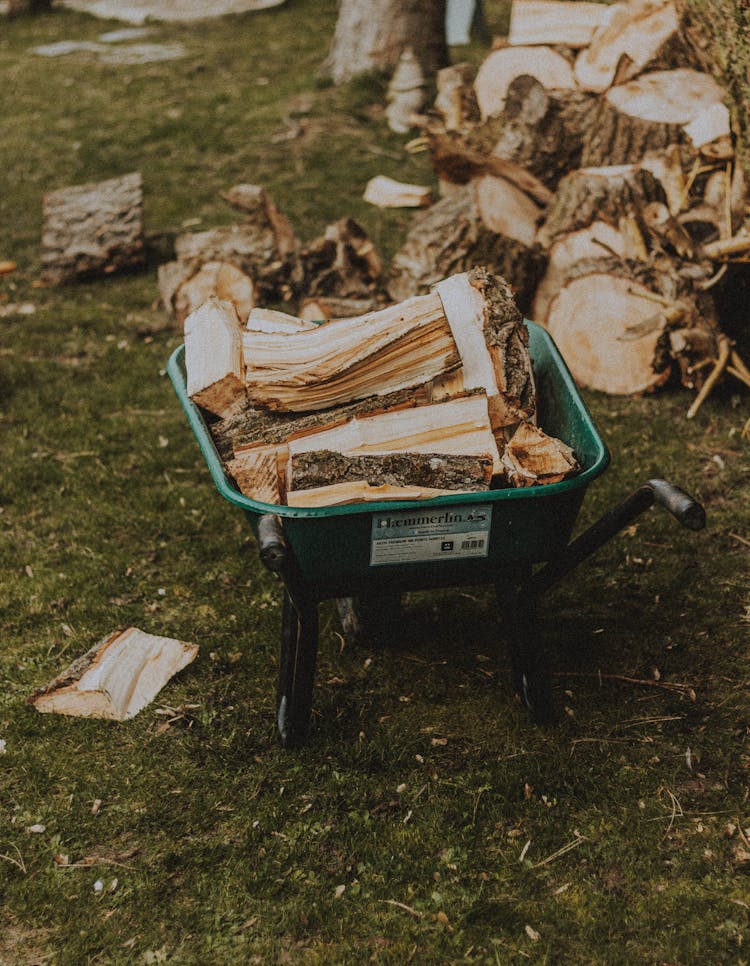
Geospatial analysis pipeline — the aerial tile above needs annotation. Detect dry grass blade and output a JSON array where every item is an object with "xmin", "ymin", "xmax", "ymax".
[
  {"xmin": 381, "ymin": 899, "xmax": 424, "ymax": 919},
  {"xmin": 0, "ymin": 845, "xmax": 27, "ymax": 874},
  {"xmin": 532, "ymin": 832, "xmax": 587, "ymax": 868}
]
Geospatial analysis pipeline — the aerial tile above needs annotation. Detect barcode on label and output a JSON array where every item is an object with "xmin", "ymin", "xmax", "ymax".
[{"xmin": 461, "ymin": 539, "xmax": 485, "ymax": 550}]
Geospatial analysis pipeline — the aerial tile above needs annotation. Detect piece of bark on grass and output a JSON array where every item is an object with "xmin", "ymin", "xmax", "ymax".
[
  {"xmin": 580, "ymin": 69, "xmax": 725, "ymax": 167},
  {"xmin": 299, "ymin": 218, "xmax": 382, "ymax": 299},
  {"xmin": 185, "ymin": 296, "xmax": 246, "ymax": 417},
  {"xmin": 28, "ymin": 627, "xmax": 198, "ymax": 721},
  {"xmin": 41, "ymin": 172, "xmax": 145, "ymax": 285}
]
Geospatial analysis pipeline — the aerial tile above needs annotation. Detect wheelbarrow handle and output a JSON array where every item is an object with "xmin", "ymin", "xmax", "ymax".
[
  {"xmin": 257, "ymin": 513, "xmax": 288, "ymax": 573},
  {"xmin": 531, "ymin": 477, "xmax": 705, "ymax": 594},
  {"xmin": 648, "ymin": 479, "xmax": 705, "ymax": 531}
]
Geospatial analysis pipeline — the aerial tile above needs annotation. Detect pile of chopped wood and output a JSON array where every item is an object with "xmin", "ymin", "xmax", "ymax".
[
  {"xmin": 183, "ymin": 267, "xmax": 579, "ymax": 507},
  {"xmin": 392, "ymin": 0, "xmax": 750, "ymax": 407}
]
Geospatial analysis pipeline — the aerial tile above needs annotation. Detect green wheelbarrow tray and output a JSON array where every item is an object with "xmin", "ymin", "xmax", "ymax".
[{"xmin": 167, "ymin": 320, "xmax": 706, "ymax": 746}]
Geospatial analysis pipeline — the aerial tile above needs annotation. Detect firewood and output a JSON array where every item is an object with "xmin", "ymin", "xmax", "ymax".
[
  {"xmin": 287, "ymin": 451, "xmax": 493, "ymax": 497},
  {"xmin": 546, "ymin": 271, "xmax": 677, "ymax": 394},
  {"xmin": 299, "ymin": 218, "xmax": 382, "ymax": 299},
  {"xmin": 363, "ymin": 175, "xmax": 433, "ymax": 209},
  {"xmin": 286, "ymin": 481, "xmax": 460, "ymax": 508},
  {"xmin": 640, "ymin": 145, "xmax": 688, "ymax": 216},
  {"xmin": 434, "ymin": 62, "xmax": 481, "ymax": 132},
  {"xmin": 683, "ymin": 102, "xmax": 733, "ymax": 160},
  {"xmin": 581, "ymin": 69, "xmax": 725, "ymax": 166},
  {"xmin": 167, "ymin": 261, "xmax": 256, "ymax": 327},
  {"xmin": 475, "ymin": 174, "xmax": 543, "ymax": 248},
  {"xmin": 246, "ymin": 307, "xmax": 317, "ymax": 333},
  {"xmin": 41, "ymin": 172, "xmax": 144, "ymax": 285},
  {"xmin": 388, "ymin": 186, "xmax": 545, "ymax": 313},
  {"xmin": 491, "ymin": 75, "xmax": 595, "ymax": 190},
  {"xmin": 28, "ymin": 627, "xmax": 198, "ymax": 721},
  {"xmin": 536, "ymin": 164, "xmax": 665, "ymax": 248},
  {"xmin": 474, "ymin": 45, "xmax": 577, "ymax": 119},
  {"xmin": 573, "ymin": 1, "xmax": 701, "ymax": 93},
  {"xmin": 227, "ymin": 446, "xmax": 283, "ymax": 504},
  {"xmin": 642, "ymin": 201, "xmax": 696, "ymax": 257},
  {"xmin": 184, "ymin": 296, "xmax": 246, "ymax": 417},
  {"xmin": 507, "ymin": 0, "xmax": 612, "ymax": 48},
  {"xmin": 501, "ymin": 421, "xmax": 579, "ymax": 487},
  {"xmin": 174, "ymin": 188, "xmax": 299, "ymax": 301}
]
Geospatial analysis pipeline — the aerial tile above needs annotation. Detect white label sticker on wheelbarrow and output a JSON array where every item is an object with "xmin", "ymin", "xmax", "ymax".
[{"xmin": 370, "ymin": 505, "xmax": 492, "ymax": 566}]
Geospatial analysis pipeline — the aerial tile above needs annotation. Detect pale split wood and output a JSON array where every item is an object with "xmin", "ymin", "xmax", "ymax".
[
  {"xmin": 185, "ymin": 296, "xmax": 246, "ymax": 417},
  {"xmin": 473, "ymin": 45, "xmax": 577, "ymax": 119},
  {"xmin": 501, "ymin": 422, "xmax": 579, "ymax": 487},
  {"xmin": 246, "ymin": 307, "xmax": 318, "ymax": 333},
  {"xmin": 298, "ymin": 296, "xmax": 380, "ymax": 322},
  {"xmin": 286, "ymin": 481, "xmax": 461, "ymax": 508},
  {"xmin": 508, "ymin": 0, "xmax": 612, "ymax": 48},
  {"xmin": 173, "ymin": 261, "xmax": 256, "ymax": 326},
  {"xmin": 474, "ymin": 174, "xmax": 543, "ymax": 247},
  {"xmin": 363, "ymin": 175, "xmax": 433, "ymax": 209},
  {"xmin": 28, "ymin": 627, "xmax": 198, "ymax": 721}
]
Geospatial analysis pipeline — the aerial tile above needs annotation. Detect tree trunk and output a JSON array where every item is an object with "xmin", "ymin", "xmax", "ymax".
[{"xmin": 324, "ymin": 0, "xmax": 448, "ymax": 84}]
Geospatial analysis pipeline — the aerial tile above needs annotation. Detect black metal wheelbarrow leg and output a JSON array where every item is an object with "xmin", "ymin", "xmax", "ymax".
[
  {"xmin": 257, "ymin": 514, "xmax": 319, "ymax": 748},
  {"xmin": 503, "ymin": 478, "xmax": 706, "ymax": 723}
]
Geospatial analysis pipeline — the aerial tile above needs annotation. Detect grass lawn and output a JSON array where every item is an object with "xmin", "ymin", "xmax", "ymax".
[{"xmin": 1, "ymin": 2, "xmax": 749, "ymax": 962}]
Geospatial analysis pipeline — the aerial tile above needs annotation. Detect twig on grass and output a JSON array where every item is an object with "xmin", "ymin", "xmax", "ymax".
[
  {"xmin": 554, "ymin": 670, "xmax": 697, "ymax": 696},
  {"xmin": 381, "ymin": 899, "xmax": 423, "ymax": 919},
  {"xmin": 687, "ymin": 335, "xmax": 731, "ymax": 419},
  {"xmin": 729, "ymin": 532, "xmax": 750, "ymax": 549},
  {"xmin": 0, "ymin": 844, "xmax": 27, "ymax": 873},
  {"xmin": 532, "ymin": 833, "xmax": 587, "ymax": 868}
]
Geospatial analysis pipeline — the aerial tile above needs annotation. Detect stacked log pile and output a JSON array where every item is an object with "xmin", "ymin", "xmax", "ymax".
[
  {"xmin": 393, "ymin": 0, "xmax": 750, "ymax": 404},
  {"xmin": 183, "ymin": 267, "xmax": 580, "ymax": 508}
]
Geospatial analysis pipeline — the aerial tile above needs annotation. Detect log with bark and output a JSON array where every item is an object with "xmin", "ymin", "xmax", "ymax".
[
  {"xmin": 41, "ymin": 172, "xmax": 145, "ymax": 285},
  {"xmin": 473, "ymin": 45, "xmax": 577, "ymax": 119},
  {"xmin": 28, "ymin": 627, "xmax": 198, "ymax": 721},
  {"xmin": 299, "ymin": 218, "xmax": 382, "ymax": 300}
]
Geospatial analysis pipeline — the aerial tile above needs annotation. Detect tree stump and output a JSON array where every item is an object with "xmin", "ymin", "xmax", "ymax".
[
  {"xmin": 41, "ymin": 172, "xmax": 145, "ymax": 285},
  {"xmin": 323, "ymin": 0, "xmax": 449, "ymax": 84}
]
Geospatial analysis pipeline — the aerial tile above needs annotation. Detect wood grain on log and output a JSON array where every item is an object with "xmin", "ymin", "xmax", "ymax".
[
  {"xmin": 474, "ymin": 45, "xmax": 577, "ymax": 119},
  {"xmin": 172, "ymin": 261, "xmax": 255, "ymax": 326},
  {"xmin": 41, "ymin": 172, "xmax": 144, "ymax": 285},
  {"xmin": 185, "ymin": 297, "xmax": 246, "ymax": 417},
  {"xmin": 508, "ymin": 0, "xmax": 612, "ymax": 48},
  {"xmin": 573, "ymin": 1, "xmax": 699, "ymax": 93},
  {"xmin": 501, "ymin": 421, "xmax": 579, "ymax": 486}
]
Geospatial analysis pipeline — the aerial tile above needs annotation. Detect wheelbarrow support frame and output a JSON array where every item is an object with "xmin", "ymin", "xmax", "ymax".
[{"xmin": 258, "ymin": 479, "xmax": 705, "ymax": 746}]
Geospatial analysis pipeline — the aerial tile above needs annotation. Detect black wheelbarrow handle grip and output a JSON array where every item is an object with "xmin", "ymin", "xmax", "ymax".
[
  {"xmin": 647, "ymin": 479, "xmax": 705, "ymax": 531},
  {"xmin": 257, "ymin": 513, "xmax": 288, "ymax": 573}
]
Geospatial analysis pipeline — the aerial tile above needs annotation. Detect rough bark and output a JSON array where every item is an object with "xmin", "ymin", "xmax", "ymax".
[
  {"xmin": 324, "ymin": 0, "xmax": 448, "ymax": 84},
  {"xmin": 41, "ymin": 172, "xmax": 145, "ymax": 285},
  {"xmin": 299, "ymin": 218, "xmax": 382, "ymax": 300}
]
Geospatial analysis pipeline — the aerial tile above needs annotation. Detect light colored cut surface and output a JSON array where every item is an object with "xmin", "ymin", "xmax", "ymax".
[
  {"xmin": 286, "ymin": 481, "xmax": 458, "ymax": 508},
  {"xmin": 574, "ymin": 0, "xmax": 680, "ymax": 92},
  {"xmin": 605, "ymin": 69, "xmax": 724, "ymax": 125},
  {"xmin": 246, "ymin": 307, "xmax": 317, "ymax": 333},
  {"xmin": 546, "ymin": 273, "xmax": 669, "ymax": 394},
  {"xmin": 175, "ymin": 261, "xmax": 255, "ymax": 327},
  {"xmin": 363, "ymin": 175, "xmax": 433, "ymax": 208},
  {"xmin": 29, "ymin": 627, "xmax": 198, "ymax": 720},
  {"xmin": 682, "ymin": 101, "xmax": 730, "ymax": 149},
  {"xmin": 227, "ymin": 446, "xmax": 282, "ymax": 504},
  {"xmin": 508, "ymin": 0, "xmax": 613, "ymax": 48},
  {"xmin": 59, "ymin": 0, "xmax": 284, "ymax": 23},
  {"xmin": 185, "ymin": 297, "xmax": 245, "ymax": 416},
  {"xmin": 474, "ymin": 174, "xmax": 543, "ymax": 247},
  {"xmin": 474, "ymin": 46, "xmax": 576, "ymax": 118},
  {"xmin": 501, "ymin": 421, "xmax": 579, "ymax": 486}
]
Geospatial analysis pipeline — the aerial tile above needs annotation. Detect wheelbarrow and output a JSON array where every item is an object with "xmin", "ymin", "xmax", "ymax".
[{"xmin": 167, "ymin": 320, "xmax": 706, "ymax": 747}]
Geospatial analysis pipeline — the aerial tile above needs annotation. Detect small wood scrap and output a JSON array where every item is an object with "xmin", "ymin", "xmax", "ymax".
[
  {"xmin": 0, "ymin": 260, "xmax": 16, "ymax": 276},
  {"xmin": 385, "ymin": 47, "xmax": 426, "ymax": 134},
  {"xmin": 299, "ymin": 218, "xmax": 382, "ymax": 300},
  {"xmin": 501, "ymin": 422, "xmax": 578, "ymax": 487},
  {"xmin": 41, "ymin": 172, "xmax": 145, "ymax": 285},
  {"xmin": 28, "ymin": 627, "xmax": 198, "ymax": 721},
  {"xmin": 394, "ymin": 0, "xmax": 750, "ymax": 410},
  {"xmin": 184, "ymin": 266, "xmax": 580, "ymax": 507},
  {"xmin": 363, "ymin": 176, "xmax": 433, "ymax": 209}
]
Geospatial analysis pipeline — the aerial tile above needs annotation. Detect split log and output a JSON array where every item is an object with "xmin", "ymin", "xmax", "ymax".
[
  {"xmin": 474, "ymin": 45, "xmax": 577, "ymax": 119},
  {"xmin": 299, "ymin": 218, "xmax": 382, "ymax": 299},
  {"xmin": 287, "ymin": 451, "xmax": 493, "ymax": 496},
  {"xmin": 246, "ymin": 307, "xmax": 318, "ymax": 333},
  {"xmin": 185, "ymin": 297, "xmax": 246, "ymax": 417},
  {"xmin": 41, "ymin": 172, "xmax": 144, "ymax": 285},
  {"xmin": 433, "ymin": 62, "xmax": 481, "ymax": 133},
  {"xmin": 286, "ymin": 481, "xmax": 461, "ymax": 508},
  {"xmin": 388, "ymin": 185, "xmax": 546, "ymax": 313},
  {"xmin": 363, "ymin": 175, "xmax": 433, "ymax": 208},
  {"xmin": 475, "ymin": 173, "xmax": 544, "ymax": 248},
  {"xmin": 162, "ymin": 261, "xmax": 256, "ymax": 327},
  {"xmin": 501, "ymin": 422, "xmax": 579, "ymax": 487},
  {"xmin": 28, "ymin": 627, "xmax": 198, "ymax": 721},
  {"xmin": 536, "ymin": 164, "xmax": 665, "ymax": 248},
  {"xmin": 573, "ymin": 1, "xmax": 702, "ymax": 93},
  {"xmin": 581, "ymin": 69, "xmax": 725, "ymax": 166},
  {"xmin": 683, "ymin": 102, "xmax": 733, "ymax": 161},
  {"xmin": 491, "ymin": 75, "xmax": 596, "ymax": 190},
  {"xmin": 227, "ymin": 447, "xmax": 283, "ymax": 505},
  {"xmin": 508, "ymin": 0, "xmax": 612, "ymax": 48},
  {"xmin": 173, "ymin": 187, "xmax": 299, "ymax": 301}
]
